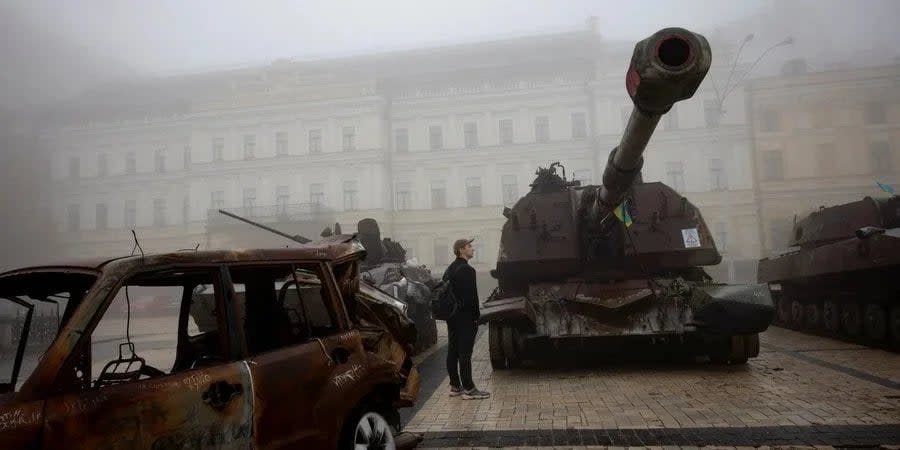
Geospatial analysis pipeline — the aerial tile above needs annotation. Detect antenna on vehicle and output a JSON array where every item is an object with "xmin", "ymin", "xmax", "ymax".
[{"xmin": 130, "ymin": 230, "xmax": 145, "ymax": 259}]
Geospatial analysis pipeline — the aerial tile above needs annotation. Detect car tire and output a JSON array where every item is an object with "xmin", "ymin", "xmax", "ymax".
[{"xmin": 338, "ymin": 405, "xmax": 398, "ymax": 450}]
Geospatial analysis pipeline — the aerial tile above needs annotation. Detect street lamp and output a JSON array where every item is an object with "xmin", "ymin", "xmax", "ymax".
[{"xmin": 712, "ymin": 35, "xmax": 792, "ymax": 283}]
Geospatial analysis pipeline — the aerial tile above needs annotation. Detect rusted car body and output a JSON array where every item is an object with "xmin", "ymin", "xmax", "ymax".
[
  {"xmin": 481, "ymin": 27, "xmax": 775, "ymax": 368},
  {"xmin": 758, "ymin": 195, "xmax": 900, "ymax": 350},
  {"xmin": 0, "ymin": 237, "xmax": 420, "ymax": 449}
]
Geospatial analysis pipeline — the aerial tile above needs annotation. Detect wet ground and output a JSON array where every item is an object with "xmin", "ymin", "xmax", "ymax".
[{"xmin": 404, "ymin": 324, "xmax": 900, "ymax": 448}]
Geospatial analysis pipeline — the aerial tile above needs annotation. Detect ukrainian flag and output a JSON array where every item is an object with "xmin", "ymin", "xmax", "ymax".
[
  {"xmin": 613, "ymin": 199, "xmax": 633, "ymax": 227},
  {"xmin": 876, "ymin": 181, "xmax": 896, "ymax": 196}
]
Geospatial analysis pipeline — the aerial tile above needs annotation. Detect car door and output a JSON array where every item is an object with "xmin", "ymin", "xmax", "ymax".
[
  {"xmin": 232, "ymin": 261, "xmax": 367, "ymax": 449},
  {"xmin": 40, "ymin": 265, "xmax": 254, "ymax": 450}
]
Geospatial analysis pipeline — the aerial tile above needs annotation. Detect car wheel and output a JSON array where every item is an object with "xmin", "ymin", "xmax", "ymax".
[{"xmin": 340, "ymin": 408, "xmax": 397, "ymax": 450}]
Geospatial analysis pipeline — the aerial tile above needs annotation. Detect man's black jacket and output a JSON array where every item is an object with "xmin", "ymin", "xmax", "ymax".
[{"xmin": 442, "ymin": 257, "xmax": 479, "ymax": 321}]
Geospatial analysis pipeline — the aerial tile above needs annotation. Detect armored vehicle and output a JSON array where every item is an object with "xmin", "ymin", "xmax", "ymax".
[
  {"xmin": 758, "ymin": 194, "xmax": 900, "ymax": 350},
  {"xmin": 324, "ymin": 218, "xmax": 439, "ymax": 354},
  {"xmin": 480, "ymin": 27, "xmax": 775, "ymax": 369}
]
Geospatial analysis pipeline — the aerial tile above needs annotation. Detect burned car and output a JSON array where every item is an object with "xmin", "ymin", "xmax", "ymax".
[{"xmin": 0, "ymin": 237, "xmax": 420, "ymax": 449}]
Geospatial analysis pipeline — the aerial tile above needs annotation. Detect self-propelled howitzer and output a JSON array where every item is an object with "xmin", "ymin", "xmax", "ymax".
[{"xmin": 481, "ymin": 28, "xmax": 775, "ymax": 368}]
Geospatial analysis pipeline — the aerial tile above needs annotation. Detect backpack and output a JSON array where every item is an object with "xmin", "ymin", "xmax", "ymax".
[{"xmin": 430, "ymin": 265, "xmax": 463, "ymax": 321}]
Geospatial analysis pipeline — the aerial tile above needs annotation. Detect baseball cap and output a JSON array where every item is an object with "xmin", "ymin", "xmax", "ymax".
[{"xmin": 452, "ymin": 238, "xmax": 474, "ymax": 254}]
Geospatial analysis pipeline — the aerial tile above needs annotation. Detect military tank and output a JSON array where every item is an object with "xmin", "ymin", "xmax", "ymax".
[
  {"xmin": 480, "ymin": 27, "xmax": 775, "ymax": 369},
  {"xmin": 758, "ymin": 194, "xmax": 900, "ymax": 350},
  {"xmin": 323, "ymin": 218, "xmax": 439, "ymax": 354}
]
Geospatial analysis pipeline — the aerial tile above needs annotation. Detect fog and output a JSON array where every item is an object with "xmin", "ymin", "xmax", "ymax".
[{"xmin": 1, "ymin": 0, "xmax": 899, "ymax": 278}]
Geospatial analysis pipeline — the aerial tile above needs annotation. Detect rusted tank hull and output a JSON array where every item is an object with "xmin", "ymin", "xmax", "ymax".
[
  {"xmin": 481, "ymin": 280, "xmax": 773, "ymax": 368},
  {"xmin": 758, "ymin": 228, "xmax": 900, "ymax": 351}
]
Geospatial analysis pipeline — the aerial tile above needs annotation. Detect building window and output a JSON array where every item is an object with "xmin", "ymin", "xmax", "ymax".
[
  {"xmin": 471, "ymin": 236, "xmax": 484, "ymax": 263},
  {"xmin": 154, "ymin": 149, "xmax": 165, "ymax": 173},
  {"xmin": 571, "ymin": 112, "xmax": 587, "ymax": 139},
  {"xmin": 429, "ymin": 125, "xmax": 443, "ymax": 150},
  {"xmin": 620, "ymin": 105, "xmax": 631, "ymax": 131},
  {"xmin": 210, "ymin": 191, "xmax": 225, "ymax": 210},
  {"xmin": 817, "ymin": 143, "xmax": 836, "ymax": 176},
  {"xmin": 243, "ymin": 135, "xmax": 256, "ymax": 160},
  {"xmin": 463, "ymin": 122, "xmax": 479, "ymax": 148},
  {"xmin": 310, "ymin": 183, "xmax": 324, "ymax": 205},
  {"xmin": 342, "ymin": 126, "xmax": 355, "ymax": 151},
  {"xmin": 534, "ymin": 116, "xmax": 549, "ymax": 143},
  {"xmin": 430, "ymin": 180, "xmax": 447, "ymax": 209},
  {"xmin": 124, "ymin": 200, "xmax": 136, "ymax": 228},
  {"xmin": 67, "ymin": 204, "xmax": 79, "ymax": 232},
  {"xmin": 704, "ymin": 100, "xmax": 721, "ymax": 128},
  {"xmin": 466, "ymin": 177, "xmax": 482, "ymax": 207},
  {"xmin": 183, "ymin": 197, "xmax": 190, "ymax": 224},
  {"xmin": 68, "ymin": 157, "xmax": 80, "ymax": 179},
  {"xmin": 865, "ymin": 102, "xmax": 886, "ymax": 124},
  {"xmin": 343, "ymin": 181, "xmax": 358, "ymax": 211},
  {"xmin": 501, "ymin": 175, "xmax": 518, "ymax": 206},
  {"xmin": 276, "ymin": 186, "xmax": 290, "ymax": 215},
  {"xmin": 714, "ymin": 222, "xmax": 728, "ymax": 253},
  {"xmin": 126, "ymin": 152, "xmax": 136, "ymax": 174},
  {"xmin": 309, "ymin": 129, "xmax": 322, "ymax": 154},
  {"xmin": 761, "ymin": 109, "xmax": 780, "ymax": 132},
  {"xmin": 663, "ymin": 105, "xmax": 679, "ymax": 130},
  {"xmin": 395, "ymin": 128, "xmax": 409, "ymax": 153},
  {"xmin": 499, "ymin": 119, "xmax": 513, "ymax": 145},
  {"xmin": 212, "ymin": 137, "xmax": 224, "ymax": 161},
  {"xmin": 97, "ymin": 154, "xmax": 108, "ymax": 177},
  {"xmin": 275, "ymin": 132, "xmax": 288, "ymax": 156},
  {"xmin": 666, "ymin": 161, "xmax": 685, "ymax": 192},
  {"xmin": 183, "ymin": 146, "xmax": 192, "ymax": 169},
  {"xmin": 433, "ymin": 238, "xmax": 448, "ymax": 265},
  {"xmin": 573, "ymin": 169, "xmax": 592, "ymax": 186},
  {"xmin": 95, "ymin": 203, "xmax": 108, "ymax": 230},
  {"xmin": 242, "ymin": 188, "xmax": 256, "ymax": 216},
  {"xmin": 762, "ymin": 150, "xmax": 784, "ymax": 181},
  {"xmin": 709, "ymin": 158, "xmax": 727, "ymax": 191},
  {"xmin": 153, "ymin": 199, "xmax": 166, "ymax": 227},
  {"xmin": 395, "ymin": 182, "xmax": 411, "ymax": 210},
  {"xmin": 870, "ymin": 141, "xmax": 892, "ymax": 173}
]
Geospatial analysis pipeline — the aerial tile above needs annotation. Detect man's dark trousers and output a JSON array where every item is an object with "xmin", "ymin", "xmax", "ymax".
[{"xmin": 446, "ymin": 315, "xmax": 477, "ymax": 390}]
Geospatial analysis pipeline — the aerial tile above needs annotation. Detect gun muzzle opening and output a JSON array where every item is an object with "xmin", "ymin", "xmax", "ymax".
[{"xmin": 657, "ymin": 36, "xmax": 691, "ymax": 69}]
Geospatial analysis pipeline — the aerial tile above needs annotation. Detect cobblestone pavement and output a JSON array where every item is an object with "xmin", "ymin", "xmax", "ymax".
[{"xmin": 404, "ymin": 324, "xmax": 900, "ymax": 448}]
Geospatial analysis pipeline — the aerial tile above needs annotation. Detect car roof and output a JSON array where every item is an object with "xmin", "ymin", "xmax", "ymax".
[{"xmin": 0, "ymin": 236, "xmax": 366, "ymax": 277}]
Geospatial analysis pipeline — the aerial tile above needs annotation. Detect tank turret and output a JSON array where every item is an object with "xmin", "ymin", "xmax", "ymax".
[{"xmin": 482, "ymin": 27, "xmax": 775, "ymax": 369}]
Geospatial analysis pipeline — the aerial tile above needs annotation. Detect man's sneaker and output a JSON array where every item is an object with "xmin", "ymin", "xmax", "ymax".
[
  {"xmin": 449, "ymin": 386, "xmax": 463, "ymax": 397},
  {"xmin": 462, "ymin": 388, "xmax": 490, "ymax": 400}
]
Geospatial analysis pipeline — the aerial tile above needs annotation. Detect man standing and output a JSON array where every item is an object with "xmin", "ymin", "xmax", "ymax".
[{"xmin": 443, "ymin": 238, "xmax": 490, "ymax": 400}]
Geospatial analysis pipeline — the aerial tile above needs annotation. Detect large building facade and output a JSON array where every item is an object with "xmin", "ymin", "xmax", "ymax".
[
  {"xmin": 747, "ymin": 63, "xmax": 900, "ymax": 257},
  {"xmin": 41, "ymin": 22, "xmax": 760, "ymax": 284}
]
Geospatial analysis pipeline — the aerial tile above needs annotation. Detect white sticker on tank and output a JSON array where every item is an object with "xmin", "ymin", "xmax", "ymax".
[{"xmin": 681, "ymin": 228, "xmax": 701, "ymax": 248}]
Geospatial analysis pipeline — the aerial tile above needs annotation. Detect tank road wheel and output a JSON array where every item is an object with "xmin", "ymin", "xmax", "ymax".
[
  {"xmin": 776, "ymin": 298, "xmax": 791, "ymax": 324},
  {"xmin": 489, "ymin": 323, "xmax": 506, "ymax": 370},
  {"xmin": 710, "ymin": 335, "xmax": 750, "ymax": 365},
  {"xmin": 501, "ymin": 326, "xmax": 522, "ymax": 368},
  {"xmin": 804, "ymin": 303, "xmax": 821, "ymax": 330},
  {"xmin": 863, "ymin": 303, "xmax": 887, "ymax": 343},
  {"xmin": 823, "ymin": 300, "xmax": 841, "ymax": 333},
  {"xmin": 889, "ymin": 306, "xmax": 900, "ymax": 349},
  {"xmin": 790, "ymin": 301, "xmax": 804, "ymax": 327},
  {"xmin": 841, "ymin": 303, "xmax": 862, "ymax": 337}
]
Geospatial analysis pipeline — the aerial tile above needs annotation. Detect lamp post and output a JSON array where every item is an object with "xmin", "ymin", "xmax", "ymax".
[{"xmin": 713, "ymin": 35, "xmax": 792, "ymax": 283}]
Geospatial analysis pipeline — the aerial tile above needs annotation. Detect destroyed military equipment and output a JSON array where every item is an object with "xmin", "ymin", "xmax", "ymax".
[
  {"xmin": 0, "ymin": 242, "xmax": 422, "ymax": 449},
  {"xmin": 758, "ymin": 195, "xmax": 900, "ymax": 350},
  {"xmin": 480, "ymin": 27, "xmax": 775, "ymax": 369},
  {"xmin": 324, "ymin": 218, "xmax": 439, "ymax": 354}
]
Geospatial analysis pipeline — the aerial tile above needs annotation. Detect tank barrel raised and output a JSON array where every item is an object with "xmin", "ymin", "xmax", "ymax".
[
  {"xmin": 592, "ymin": 28, "xmax": 711, "ymax": 220},
  {"xmin": 217, "ymin": 209, "xmax": 312, "ymax": 244}
]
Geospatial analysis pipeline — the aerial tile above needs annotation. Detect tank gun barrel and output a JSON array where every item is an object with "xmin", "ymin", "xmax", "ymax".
[
  {"xmin": 217, "ymin": 209, "xmax": 312, "ymax": 244},
  {"xmin": 592, "ymin": 28, "xmax": 711, "ymax": 220}
]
